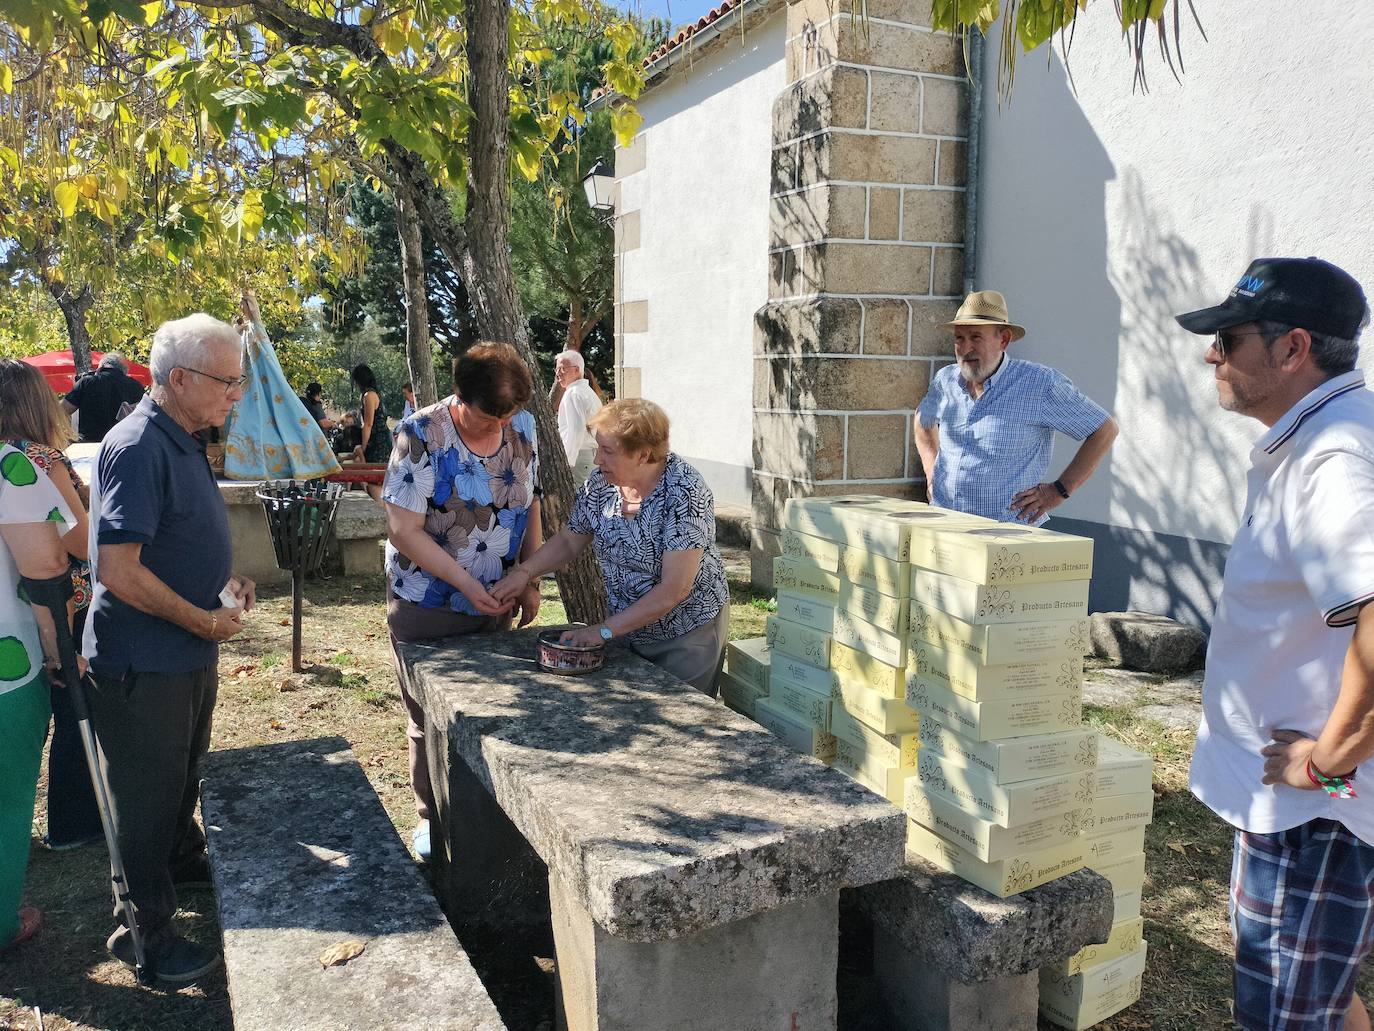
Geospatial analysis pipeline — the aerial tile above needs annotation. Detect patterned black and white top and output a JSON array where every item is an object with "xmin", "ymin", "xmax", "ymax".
[{"xmin": 568, "ymin": 453, "xmax": 729, "ymax": 644}]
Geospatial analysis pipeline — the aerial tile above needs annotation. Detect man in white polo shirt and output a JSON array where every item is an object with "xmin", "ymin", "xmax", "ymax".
[
  {"xmin": 1177, "ymin": 257, "xmax": 1374, "ymax": 1031},
  {"xmin": 554, "ymin": 349, "xmax": 602, "ymax": 483}
]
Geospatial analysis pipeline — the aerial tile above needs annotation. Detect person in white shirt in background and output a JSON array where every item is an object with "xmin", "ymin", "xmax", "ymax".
[
  {"xmin": 1177, "ymin": 257, "xmax": 1374, "ymax": 1031},
  {"xmin": 555, "ymin": 350, "xmax": 602, "ymax": 483}
]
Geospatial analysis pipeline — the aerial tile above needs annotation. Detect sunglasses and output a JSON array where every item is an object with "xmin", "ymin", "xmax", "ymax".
[{"xmin": 1211, "ymin": 328, "xmax": 1284, "ymax": 359}]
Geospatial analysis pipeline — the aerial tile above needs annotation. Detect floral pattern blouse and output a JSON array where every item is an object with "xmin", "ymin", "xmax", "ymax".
[
  {"xmin": 568, "ymin": 453, "xmax": 729, "ymax": 644},
  {"xmin": 382, "ymin": 397, "xmax": 539, "ymax": 615}
]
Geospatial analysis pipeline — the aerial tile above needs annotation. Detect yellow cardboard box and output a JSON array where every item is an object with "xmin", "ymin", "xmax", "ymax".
[
  {"xmin": 772, "ymin": 651, "xmax": 840, "ymax": 698},
  {"xmin": 1040, "ymin": 941, "xmax": 1148, "ymax": 1021},
  {"xmin": 1052, "ymin": 916, "xmax": 1145, "ymax": 976},
  {"xmin": 905, "ymin": 781, "xmax": 1089, "ymax": 862},
  {"xmin": 1040, "ymin": 944, "xmax": 1146, "ymax": 1031},
  {"xmin": 1113, "ymin": 890, "xmax": 1142, "ymax": 923},
  {"xmin": 910, "ymin": 603, "xmax": 1090, "ymax": 665},
  {"xmin": 1095, "ymin": 736, "xmax": 1154, "ymax": 797},
  {"xmin": 1089, "ymin": 851, "xmax": 1146, "ymax": 895},
  {"xmin": 766, "ymin": 614, "xmax": 832, "ymax": 668},
  {"xmin": 831, "ymin": 705, "xmax": 919, "ymax": 770},
  {"xmin": 836, "ymin": 677, "xmax": 920, "ymax": 735},
  {"xmin": 1085, "ymin": 825, "xmax": 1147, "ymax": 867},
  {"xmin": 839, "ymin": 580, "xmax": 911, "ymax": 638},
  {"xmin": 912, "ymin": 568, "xmax": 1090, "ymax": 625},
  {"xmin": 754, "ymin": 694, "xmax": 837, "ymax": 762},
  {"xmin": 1083, "ymin": 789, "xmax": 1153, "ymax": 839},
  {"xmin": 915, "ymin": 750, "xmax": 1095, "ymax": 828},
  {"xmin": 831, "ymin": 640, "xmax": 905, "ymax": 699},
  {"xmin": 725, "ymin": 637, "xmax": 771, "ymax": 692},
  {"xmin": 833, "ymin": 607, "xmax": 908, "ymax": 668},
  {"xmin": 838, "ymin": 545, "xmax": 911, "ymax": 598},
  {"xmin": 907, "ymin": 678, "xmax": 1083, "ymax": 742},
  {"xmin": 772, "ymin": 556, "xmax": 841, "ymax": 603},
  {"xmin": 769, "ymin": 679, "xmax": 829, "ymax": 736},
  {"xmin": 719, "ymin": 670, "xmax": 765, "ymax": 719},
  {"xmin": 775, "ymin": 590, "xmax": 836, "ymax": 634},
  {"xmin": 781, "ymin": 528, "xmax": 840, "ymax": 572},
  {"xmin": 906, "ymin": 819, "xmax": 1087, "ymax": 898},
  {"xmin": 909, "ymin": 523, "xmax": 1094, "ymax": 586},
  {"xmin": 833, "ymin": 740, "xmax": 906, "ymax": 806},
  {"xmin": 918, "ymin": 721, "xmax": 1098, "ymax": 784},
  {"xmin": 783, "ymin": 496, "xmax": 992, "ymax": 561},
  {"xmin": 907, "ymin": 641, "xmax": 1084, "ymax": 702}
]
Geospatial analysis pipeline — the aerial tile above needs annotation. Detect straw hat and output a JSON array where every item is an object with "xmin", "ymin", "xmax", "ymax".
[{"xmin": 945, "ymin": 290, "xmax": 1026, "ymax": 342}]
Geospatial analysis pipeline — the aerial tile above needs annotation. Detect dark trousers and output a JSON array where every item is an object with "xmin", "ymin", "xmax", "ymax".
[
  {"xmin": 86, "ymin": 665, "xmax": 217, "ymax": 934},
  {"xmin": 386, "ymin": 595, "xmax": 507, "ymax": 822},
  {"xmin": 45, "ymin": 607, "xmax": 102, "ymax": 846}
]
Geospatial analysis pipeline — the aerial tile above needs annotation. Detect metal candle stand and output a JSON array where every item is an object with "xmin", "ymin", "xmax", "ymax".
[{"xmin": 255, "ymin": 481, "xmax": 344, "ymax": 672}]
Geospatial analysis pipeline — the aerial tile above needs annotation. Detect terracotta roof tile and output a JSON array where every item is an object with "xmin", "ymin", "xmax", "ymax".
[{"xmin": 591, "ymin": 0, "xmax": 752, "ymax": 103}]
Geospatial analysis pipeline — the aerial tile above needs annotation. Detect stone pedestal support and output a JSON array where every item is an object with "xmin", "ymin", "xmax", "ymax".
[
  {"xmin": 752, "ymin": 0, "xmax": 970, "ymax": 588},
  {"xmin": 872, "ymin": 922, "xmax": 1040, "ymax": 1031},
  {"xmin": 551, "ymin": 870, "xmax": 840, "ymax": 1031}
]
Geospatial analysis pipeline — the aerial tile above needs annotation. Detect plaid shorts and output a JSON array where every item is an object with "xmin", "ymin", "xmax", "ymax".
[{"xmin": 1230, "ymin": 818, "xmax": 1374, "ymax": 1030}]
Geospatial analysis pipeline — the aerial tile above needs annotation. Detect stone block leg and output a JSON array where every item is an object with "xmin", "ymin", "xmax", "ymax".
[
  {"xmin": 426, "ymin": 717, "xmax": 549, "ymax": 936},
  {"xmin": 871, "ymin": 924, "xmax": 1038, "ymax": 1031},
  {"xmin": 551, "ymin": 870, "xmax": 840, "ymax": 1031}
]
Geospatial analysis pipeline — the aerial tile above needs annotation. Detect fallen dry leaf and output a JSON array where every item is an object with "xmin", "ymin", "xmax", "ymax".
[
  {"xmin": 319, "ymin": 939, "xmax": 366, "ymax": 968},
  {"xmin": 278, "ymin": 618, "xmax": 291, "ymax": 627},
  {"xmin": 278, "ymin": 678, "xmax": 301, "ymax": 693},
  {"xmin": 1167, "ymin": 841, "xmax": 1188, "ymax": 855},
  {"xmin": 269, "ymin": 719, "xmax": 285, "ymax": 730}
]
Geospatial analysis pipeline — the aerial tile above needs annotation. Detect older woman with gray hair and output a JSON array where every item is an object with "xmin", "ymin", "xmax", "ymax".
[{"xmin": 493, "ymin": 398, "xmax": 730, "ymax": 695}]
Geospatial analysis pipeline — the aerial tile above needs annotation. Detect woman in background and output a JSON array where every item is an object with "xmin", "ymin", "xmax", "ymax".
[
  {"xmin": 351, "ymin": 363, "xmax": 392, "ymax": 502},
  {"xmin": 0, "ymin": 360, "xmax": 99, "ymax": 851}
]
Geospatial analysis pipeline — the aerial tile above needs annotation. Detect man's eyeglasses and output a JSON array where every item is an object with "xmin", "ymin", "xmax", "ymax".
[
  {"xmin": 181, "ymin": 366, "xmax": 250, "ymax": 394},
  {"xmin": 1210, "ymin": 329, "xmax": 1277, "ymax": 359}
]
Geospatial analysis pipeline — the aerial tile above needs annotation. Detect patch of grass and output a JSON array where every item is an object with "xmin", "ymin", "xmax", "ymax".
[{"xmin": 258, "ymin": 651, "xmax": 283, "ymax": 670}]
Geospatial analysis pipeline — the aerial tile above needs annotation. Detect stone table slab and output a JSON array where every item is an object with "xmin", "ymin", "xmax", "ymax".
[
  {"xmin": 856, "ymin": 858, "xmax": 1115, "ymax": 982},
  {"xmin": 201, "ymin": 736, "xmax": 506, "ymax": 1031},
  {"xmin": 400, "ymin": 627, "xmax": 906, "ymax": 943}
]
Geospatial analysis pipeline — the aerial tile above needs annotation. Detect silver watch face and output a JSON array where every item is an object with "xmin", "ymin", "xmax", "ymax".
[{"xmin": 599, "ymin": 625, "xmax": 613, "ymax": 641}]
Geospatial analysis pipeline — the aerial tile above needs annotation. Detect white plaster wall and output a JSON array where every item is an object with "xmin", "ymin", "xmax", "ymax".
[
  {"xmin": 619, "ymin": 10, "xmax": 787, "ymax": 509},
  {"xmin": 977, "ymin": 3, "xmax": 1374, "ymax": 549}
]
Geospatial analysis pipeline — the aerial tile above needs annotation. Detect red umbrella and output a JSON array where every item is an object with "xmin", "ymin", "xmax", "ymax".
[{"xmin": 21, "ymin": 351, "xmax": 153, "ymax": 394}]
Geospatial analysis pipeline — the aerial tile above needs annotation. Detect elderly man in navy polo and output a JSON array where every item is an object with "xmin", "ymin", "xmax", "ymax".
[
  {"xmin": 83, "ymin": 313, "xmax": 255, "ymax": 984},
  {"xmin": 913, "ymin": 290, "xmax": 1119, "ymax": 524},
  {"xmin": 1178, "ymin": 258, "xmax": 1374, "ymax": 1031}
]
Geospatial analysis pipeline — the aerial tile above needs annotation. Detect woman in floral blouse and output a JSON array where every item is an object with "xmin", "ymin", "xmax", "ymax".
[
  {"xmin": 493, "ymin": 399, "xmax": 730, "ymax": 696},
  {"xmin": 381, "ymin": 342, "xmax": 543, "ymax": 860}
]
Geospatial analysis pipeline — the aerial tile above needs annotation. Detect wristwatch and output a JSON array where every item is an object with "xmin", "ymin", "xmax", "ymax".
[{"xmin": 598, "ymin": 625, "xmax": 614, "ymax": 642}]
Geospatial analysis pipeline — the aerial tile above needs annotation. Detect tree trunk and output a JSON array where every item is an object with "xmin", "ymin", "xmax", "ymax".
[
  {"xmin": 48, "ymin": 280, "xmax": 94, "ymax": 376},
  {"xmin": 450, "ymin": 0, "xmax": 606, "ymax": 624},
  {"xmin": 395, "ymin": 179, "xmax": 440, "ymax": 408}
]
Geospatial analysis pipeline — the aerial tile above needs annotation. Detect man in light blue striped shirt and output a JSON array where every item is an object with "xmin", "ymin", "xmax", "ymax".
[{"xmin": 914, "ymin": 290, "xmax": 1118, "ymax": 525}]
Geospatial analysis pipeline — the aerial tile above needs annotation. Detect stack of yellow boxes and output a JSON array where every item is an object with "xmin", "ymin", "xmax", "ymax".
[
  {"xmin": 776, "ymin": 496, "xmax": 986, "ymax": 804},
  {"xmin": 720, "ymin": 636, "xmax": 771, "ymax": 718},
  {"xmin": 1038, "ymin": 736, "xmax": 1154, "ymax": 1029},
  {"xmin": 901, "ymin": 522, "xmax": 1101, "ymax": 899}
]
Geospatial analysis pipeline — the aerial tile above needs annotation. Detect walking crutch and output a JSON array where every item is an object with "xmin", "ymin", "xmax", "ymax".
[{"xmin": 21, "ymin": 571, "xmax": 153, "ymax": 984}]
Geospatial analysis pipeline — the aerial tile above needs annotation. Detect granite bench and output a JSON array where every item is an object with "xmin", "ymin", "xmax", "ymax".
[
  {"xmin": 850, "ymin": 859, "xmax": 1115, "ymax": 1030},
  {"xmin": 398, "ymin": 627, "xmax": 907, "ymax": 1031},
  {"xmin": 200, "ymin": 736, "xmax": 506, "ymax": 1031}
]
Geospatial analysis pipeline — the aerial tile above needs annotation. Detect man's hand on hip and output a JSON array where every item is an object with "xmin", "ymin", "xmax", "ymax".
[
  {"xmin": 1010, "ymin": 483, "xmax": 1064, "ymax": 523},
  {"xmin": 1260, "ymin": 729, "xmax": 1321, "ymax": 790}
]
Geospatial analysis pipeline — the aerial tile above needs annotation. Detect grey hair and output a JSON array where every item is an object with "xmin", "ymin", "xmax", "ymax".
[
  {"xmin": 1256, "ymin": 319, "xmax": 1362, "ymax": 376},
  {"xmin": 555, "ymin": 349, "xmax": 585, "ymax": 373},
  {"xmin": 98, "ymin": 351, "xmax": 127, "ymax": 371},
  {"xmin": 148, "ymin": 314, "xmax": 242, "ymax": 386}
]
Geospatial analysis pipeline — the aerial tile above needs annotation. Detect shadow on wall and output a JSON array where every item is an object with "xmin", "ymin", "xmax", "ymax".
[{"xmin": 1090, "ymin": 169, "xmax": 1249, "ymax": 627}]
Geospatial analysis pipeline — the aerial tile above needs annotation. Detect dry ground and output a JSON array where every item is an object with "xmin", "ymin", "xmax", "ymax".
[{"xmin": 1, "ymin": 558, "xmax": 1360, "ymax": 1031}]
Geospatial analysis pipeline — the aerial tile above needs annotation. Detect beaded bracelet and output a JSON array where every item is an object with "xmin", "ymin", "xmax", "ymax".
[{"xmin": 1306, "ymin": 758, "xmax": 1358, "ymax": 799}]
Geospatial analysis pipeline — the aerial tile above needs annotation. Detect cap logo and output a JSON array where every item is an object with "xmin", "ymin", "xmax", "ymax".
[{"xmin": 1234, "ymin": 274, "xmax": 1267, "ymax": 298}]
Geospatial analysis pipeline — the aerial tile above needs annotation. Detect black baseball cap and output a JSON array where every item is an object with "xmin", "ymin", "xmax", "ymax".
[{"xmin": 1175, "ymin": 257, "xmax": 1369, "ymax": 339}]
